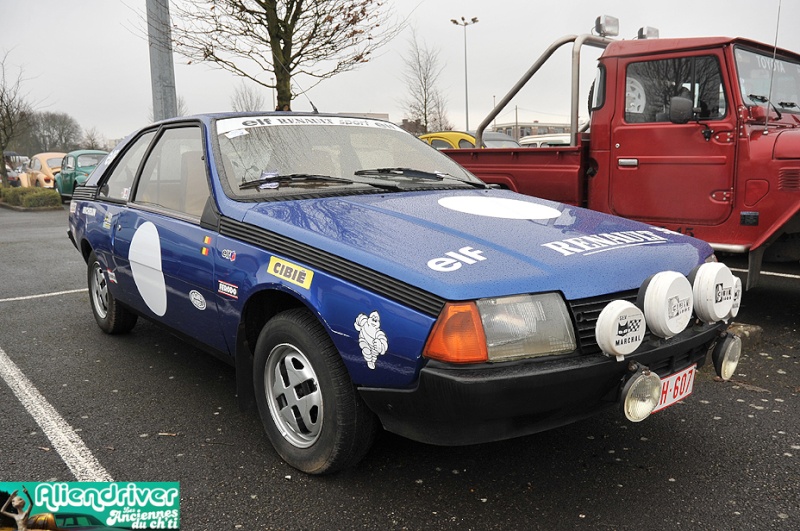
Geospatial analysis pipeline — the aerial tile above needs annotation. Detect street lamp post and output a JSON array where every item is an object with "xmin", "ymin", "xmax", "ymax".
[{"xmin": 451, "ymin": 16, "xmax": 479, "ymax": 131}]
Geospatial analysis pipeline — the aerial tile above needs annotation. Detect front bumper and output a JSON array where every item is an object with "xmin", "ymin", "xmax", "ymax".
[{"xmin": 359, "ymin": 321, "xmax": 726, "ymax": 446}]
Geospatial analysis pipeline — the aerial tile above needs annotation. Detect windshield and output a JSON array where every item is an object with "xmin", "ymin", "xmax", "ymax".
[
  {"xmin": 215, "ymin": 116, "xmax": 482, "ymax": 199},
  {"xmin": 76, "ymin": 153, "xmax": 105, "ymax": 168},
  {"xmin": 735, "ymin": 47, "xmax": 800, "ymax": 112}
]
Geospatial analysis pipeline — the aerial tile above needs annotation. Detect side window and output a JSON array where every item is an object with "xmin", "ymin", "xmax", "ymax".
[
  {"xmin": 457, "ymin": 139, "xmax": 475, "ymax": 148},
  {"xmin": 65, "ymin": 157, "xmax": 75, "ymax": 170},
  {"xmin": 625, "ymin": 55, "xmax": 727, "ymax": 123},
  {"xmin": 32, "ymin": 159, "xmax": 41, "ymax": 171},
  {"xmin": 430, "ymin": 139, "xmax": 450, "ymax": 150},
  {"xmin": 99, "ymin": 131, "xmax": 156, "ymax": 201},
  {"xmin": 134, "ymin": 126, "xmax": 209, "ymax": 218},
  {"xmin": 590, "ymin": 65, "xmax": 606, "ymax": 111}
]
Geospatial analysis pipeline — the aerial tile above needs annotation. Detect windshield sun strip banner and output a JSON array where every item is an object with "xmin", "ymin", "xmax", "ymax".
[{"xmin": 215, "ymin": 115, "xmax": 403, "ymax": 136}]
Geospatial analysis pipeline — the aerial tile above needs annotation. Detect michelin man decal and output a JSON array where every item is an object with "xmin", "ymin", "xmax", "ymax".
[{"xmin": 354, "ymin": 311, "xmax": 388, "ymax": 369}]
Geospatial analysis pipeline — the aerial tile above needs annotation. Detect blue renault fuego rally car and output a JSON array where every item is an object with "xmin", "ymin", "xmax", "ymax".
[{"xmin": 68, "ymin": 112, "xmax": 743, "ymax": 474}]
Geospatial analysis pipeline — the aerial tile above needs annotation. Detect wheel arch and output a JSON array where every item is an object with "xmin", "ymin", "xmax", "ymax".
[{"xmin": 234, "ymin": 287, "xmax": 318, "ymax": 411}]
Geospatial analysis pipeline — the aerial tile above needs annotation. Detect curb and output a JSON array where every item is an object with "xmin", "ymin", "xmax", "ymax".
[
  {"xmin": 0, "ymin": 201, "xmax": 65, "ymax": 212},
  {"xmin": 728, "ymin": 322, "xmax": 763, "ymax": 351}
]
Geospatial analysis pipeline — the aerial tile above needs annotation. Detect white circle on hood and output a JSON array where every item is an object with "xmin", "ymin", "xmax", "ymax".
[
  {"xmin": 129, "ymin": 221, "xmax": 167, "ymax": 317},
  {"xmin": 438, "ymin": 196, "xmax": 562, "ymax": 220}
]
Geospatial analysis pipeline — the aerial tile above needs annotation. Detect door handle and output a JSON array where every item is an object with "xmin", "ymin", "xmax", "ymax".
[{"xmin": 618, "ymin": 158, "xmax": 639, "ymax": 167}]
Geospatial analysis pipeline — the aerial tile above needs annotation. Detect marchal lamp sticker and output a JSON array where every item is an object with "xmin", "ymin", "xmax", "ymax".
[{"xmin": 0, "ymin": 482, "xmax": 180, "ymax": 530}]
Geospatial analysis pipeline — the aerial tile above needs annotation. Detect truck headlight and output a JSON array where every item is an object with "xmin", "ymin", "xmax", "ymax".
[{"xmin": 423, "ymin": 293, "xmax": 576, "ymax": 364}]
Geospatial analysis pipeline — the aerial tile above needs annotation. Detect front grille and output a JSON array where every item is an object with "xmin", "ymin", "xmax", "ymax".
[{"xmin": 568, "ymin": 289, "xmax": 642, "ymax": 355}]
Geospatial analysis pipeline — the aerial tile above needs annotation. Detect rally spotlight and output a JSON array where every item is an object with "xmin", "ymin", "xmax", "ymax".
[
  {"xmin": 712, "ymin": 333, "xmax": 742, "ymax": 381},
  {"xmin": 621, "ymin": 363, "xmax": 662, "ymax": 422}
]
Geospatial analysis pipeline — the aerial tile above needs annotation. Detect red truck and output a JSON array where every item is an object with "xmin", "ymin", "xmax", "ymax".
[{"xmin": 442, "ymin": 18, "xmax": 800, "ymax": 288}]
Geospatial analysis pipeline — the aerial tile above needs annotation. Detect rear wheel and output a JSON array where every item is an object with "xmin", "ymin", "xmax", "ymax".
[
  {"xmin": 87, "ymin": 251, "xmax": 137, "ymax": 334},
  {"xmin": 253, "ymin": 308, "xmax": 378, "ymax": 474}
]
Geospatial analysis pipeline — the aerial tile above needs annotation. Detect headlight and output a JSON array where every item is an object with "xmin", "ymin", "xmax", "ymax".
[{"xmin": 423, "ymin": 293, "xmax": 576, "ymax": 364}]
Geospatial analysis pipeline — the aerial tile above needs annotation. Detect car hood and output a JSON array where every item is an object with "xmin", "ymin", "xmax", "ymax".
[{"xmin": 241, "ymin": 189, "xmax": 711, "ymax": 301}]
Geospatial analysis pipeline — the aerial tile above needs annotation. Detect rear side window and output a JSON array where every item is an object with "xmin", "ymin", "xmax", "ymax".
[
  {"xmin": 99, "ymin": 131, "xmax": 156, "ymax": 201},
  {"xmin": 625, "ymin": 55, "xmax": 727, "ymax": 123},
  {"xmin": 457, "ymin": 138, "xmax": 475, "ymax": 148}
]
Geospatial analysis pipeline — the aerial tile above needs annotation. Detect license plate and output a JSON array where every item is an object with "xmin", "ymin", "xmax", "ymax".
[{"xmin": 652, "ymin": 364, "xmax": 696, "ymax": 413}]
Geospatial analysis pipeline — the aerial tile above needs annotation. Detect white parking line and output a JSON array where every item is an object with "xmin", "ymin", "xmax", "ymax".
[
  {"xmin": 729, "ymin": 268, "xmax": 800, "ymax": 280},
  {"xmin": 0, "ymin": 346, "xmax": 113, "ymax": 481},
  {"xmin": 0, "ymin": 288, "xmax": 88, "ymax": 303}
]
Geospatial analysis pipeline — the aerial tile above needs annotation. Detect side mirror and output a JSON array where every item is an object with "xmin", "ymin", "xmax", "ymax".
[{"xmin": 669, "ymin": 96, "xmax": 694, "ymax": 124}]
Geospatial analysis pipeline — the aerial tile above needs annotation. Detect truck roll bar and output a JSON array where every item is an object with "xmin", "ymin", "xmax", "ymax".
[{"xmin": 476, "ymin": 34, "xmax": 613, "ymax": 148}]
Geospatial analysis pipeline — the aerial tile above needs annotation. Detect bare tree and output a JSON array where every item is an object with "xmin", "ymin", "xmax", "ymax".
[
  {"xmin": 401, "ymin": 31, "xmax": 451, "ymax": 133},
  {"xmin": 231, "ymin": 81, "xmax": 266, "ymax": 112},
  {"xmin": 170, "ymin": 0, "xmax": 401, "ymax": 110},
  {"xmin": 28, "ymin": 111, "xmax": 82, "ymax": 152},
  {"xmin": 83, "ymin": 127, "xmax": 104, "ymax": 150},
  {"xmin": 0, "ymin": 52, "xmax": 32, "ymax": 186}
]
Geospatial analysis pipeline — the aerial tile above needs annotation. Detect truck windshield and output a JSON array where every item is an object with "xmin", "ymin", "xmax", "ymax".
[{"xmin": 735, "ymin": 47, "xmax": 800, "ymax": 113}]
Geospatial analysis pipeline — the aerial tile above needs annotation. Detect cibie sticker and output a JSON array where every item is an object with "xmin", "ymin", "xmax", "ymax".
[
  {"xmin": 267, "ymin": 256, "xmax": 314, "ymax": 289},
  {"xmin": 354, "ymin": 311, "xmax": 388, "ymax": 369},
  {"xmin": 0, "ymin": 481, "xmax": 180, "ymax": 530}
]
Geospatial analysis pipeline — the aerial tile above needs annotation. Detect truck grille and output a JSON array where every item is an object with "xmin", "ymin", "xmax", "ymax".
[{"xmin": 568, "ymin": 289, "xmax": 643, "ymax": 355}]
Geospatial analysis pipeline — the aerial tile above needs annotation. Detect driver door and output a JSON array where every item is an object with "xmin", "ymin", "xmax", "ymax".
[{"xmin": 608, "ymin": 52, "xmax": 737, "ymax": 229}]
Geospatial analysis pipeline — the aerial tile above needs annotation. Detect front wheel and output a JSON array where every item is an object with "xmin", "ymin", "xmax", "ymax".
[
  {"xmin": 87, "ymin": 251, "xmax": 137, "ymax": 334},
  {"xmin": 253, "ymin": 308, "xmax": 378, "ymax": 474}
]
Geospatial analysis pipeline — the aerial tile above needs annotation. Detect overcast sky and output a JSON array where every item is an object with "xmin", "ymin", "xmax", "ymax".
[{"xmin": 3, "ymin": 0, "xmax": 799, "ymax": 143}]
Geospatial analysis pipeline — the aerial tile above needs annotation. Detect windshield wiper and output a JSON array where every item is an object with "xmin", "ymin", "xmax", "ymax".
[
  {"xmin": 354, "ymin": 167, "xmax": 448, "ymax": 179},
  {"xmin": 748, "ymin": 94, "xmax": 782, "ymax": 119},
  {"xmin": 778, "ymin": 101, "xmax": 798, "ymax": 109},
  {"xmin": 239, "ymin": 173, "xmax": 354, "ymax": 190},
  {"xmin": 354, "ymin": 167, "xmax": 487, "ymax": 188}
]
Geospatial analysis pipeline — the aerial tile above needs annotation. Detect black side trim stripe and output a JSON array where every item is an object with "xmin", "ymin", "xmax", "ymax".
[{"xmin": 219, "ymin": 217, "xmax": 446, "ymax": 317}]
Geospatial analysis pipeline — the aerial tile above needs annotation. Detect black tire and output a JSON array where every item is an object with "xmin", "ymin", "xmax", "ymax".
[
  {"xmin": 87, "ymin": 251, "xmax": 137, "ymax": 334},
  {"xmin": 253, "ymin": 308, "xmax": 378, "ymax": 474}
]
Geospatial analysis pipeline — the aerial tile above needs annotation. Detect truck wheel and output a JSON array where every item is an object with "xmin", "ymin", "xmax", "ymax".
[
  {"xmin": 253, "ymin": 308, "xmax": 378, "ymax": 474},
  {"xmin": 88, "ymin": 251, "xmax": 137, "ymax": 334}
]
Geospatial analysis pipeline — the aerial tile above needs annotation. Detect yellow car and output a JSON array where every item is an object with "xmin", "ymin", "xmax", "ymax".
[
  {"xmin": 18, "ymin": 152, "xmax": 66, "ymax": 188},
  {"xmin": 419, "ymin": 131, "xmax": 519, "ymax": 149}
]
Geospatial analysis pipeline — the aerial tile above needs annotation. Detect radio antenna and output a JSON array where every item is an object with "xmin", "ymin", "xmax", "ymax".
[{"xmin": 764, "ymin": 0, "xmax": 782, "ymax": 134}]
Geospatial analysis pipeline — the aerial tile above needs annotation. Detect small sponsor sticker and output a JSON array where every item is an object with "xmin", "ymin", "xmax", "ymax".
[
  {"xmin": 121, "ymin": 187, "xmax": 130, "ymax": 200},
  {"xmin": 201, "ymin": 235, "xmax": 212, "ymax": 256},
  {"xmin": 107, "ymin": 269, "xmax": 117, "ymax": 284},
  {"xmin": 221, "ymin": 249, "xmax": 237, "ymax": 262},
  {"xmin": 69, "ymin": 201, "xmax": 77, "ymax": 213},
  {"xmin": 267, "ymin": 256, "xmax": 314, "ymax": 289},
  {"xmin": 102, "ymin": 213, "xmax": 112, "ymax": 230},
  {"xmin": 217, "ymin": 280, "xmax": 238, "ymax": 299},
  {"xmin": 82, "ymin": 206, "xmax": 96, "ymax": 217},
  {"xmin": 354, "ymin": 311, "xmax": 389, "ymax": 370},
  {"xmin": 189, "ymin": 290, "xmax": 206, "ymax": 310}
]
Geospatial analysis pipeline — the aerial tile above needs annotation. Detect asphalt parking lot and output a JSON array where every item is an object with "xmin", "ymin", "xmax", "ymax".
[{"xmin": 0, "ymin": 206, "xmax": 798, "ymax": 530}]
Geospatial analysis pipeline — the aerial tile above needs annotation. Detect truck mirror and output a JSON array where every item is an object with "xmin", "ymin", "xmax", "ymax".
[{"xmin": 669, "ymin": 96, "xmax": 694, "ymax": 124}]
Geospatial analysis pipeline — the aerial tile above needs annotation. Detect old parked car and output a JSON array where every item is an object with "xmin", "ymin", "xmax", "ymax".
[
  {"xmin": 18, "ymin": 152, "xmax": 66, "ymax": 187},
  {"xmin": 25, "ymin": 512, "xmax": 118, "ymax": 530},
  {"xmin": 68, "ymin": 113, "xmax": 742, "ymax": 474},
  {"xmin": 419, "ymin": 130, "xmax": 519, "ymax": 149},
  {"xmin": 56, "ymin": 150, "xmax": 107, "ymax": 199}
]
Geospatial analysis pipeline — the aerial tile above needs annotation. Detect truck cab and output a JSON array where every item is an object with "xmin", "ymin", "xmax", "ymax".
[{"xmin": 443, "ymin": 21, "xmax": 800, "ymax": 288}]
